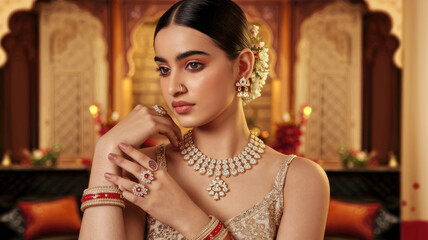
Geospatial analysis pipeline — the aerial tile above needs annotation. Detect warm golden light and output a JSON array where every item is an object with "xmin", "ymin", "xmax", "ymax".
[
  {"xmin": 111, "ymin": 112, "xmax": 120, "ymax": 121},
  {"xmin": 89, "ymin": 105, "xmax": 99, "ymax": 116},
  {"xmin": 283, "ymin": 112, "xmax": 291, "ymax": 123},
  {"xmin": 303, "ymin": 106, "xmax": 312, "ymax": 118},
  {"xmin": 261, "ymin": 131, "xmax": 270, "ymax": 138}
]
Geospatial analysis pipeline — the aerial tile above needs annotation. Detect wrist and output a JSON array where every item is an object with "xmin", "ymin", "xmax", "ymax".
[
  {"xmin": 88, "ymin": 139, "xmax": 122, "ymax": 187},
  {"xmin": 176, "ymin": 211, "xmax": 210, "ymax": 239},
  {"xmin": 96, "ymin": 136, "xmax": 120, "ymax": 150}
]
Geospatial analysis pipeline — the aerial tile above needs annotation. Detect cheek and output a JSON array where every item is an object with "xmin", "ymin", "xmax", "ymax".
[{"xmin": 192, "ymin": 65, "xmax": 235, "ymax": 102}]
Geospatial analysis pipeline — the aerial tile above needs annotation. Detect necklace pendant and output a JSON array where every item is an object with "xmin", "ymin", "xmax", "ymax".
[{"xmin": 206, "ymin": 177, "xmax": 229, "ymax": 201}]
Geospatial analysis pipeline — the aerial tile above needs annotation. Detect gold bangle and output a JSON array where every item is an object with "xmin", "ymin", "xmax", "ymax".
[
  {"xmin": 200, "ymin": 216, "xmax": 218, "ymax": 240},
  {"xmin": 191, "ymin": 215, "xmax": 220, "ymax": 240},
  {"xmin": 81, "ymin": 199, "xmax": 125, "ymax": 212},
  {"xmin": 83, "ymin": 186, "xmax": 122, "ymax": 195},
  {"xmin": 81, "ymin": 198, "xmax": 125, "ymax": 210},
  {"xmin": 214, "ymin": 227, "xmax": 229, "ymax": 240},
  {"xmin": 81, "ymin": 198, "xmax": 125, "ymax": 212}
]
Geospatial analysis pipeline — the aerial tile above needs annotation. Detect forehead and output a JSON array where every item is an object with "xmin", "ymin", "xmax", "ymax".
[{"xmin": 154, "ymin": 24, "xmax": 220, "ymax": 58}]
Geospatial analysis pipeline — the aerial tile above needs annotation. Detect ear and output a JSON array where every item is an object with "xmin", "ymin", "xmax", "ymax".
[{"xmin": 235, "ymin": 48, "xmax": 254, "ymax": 80}]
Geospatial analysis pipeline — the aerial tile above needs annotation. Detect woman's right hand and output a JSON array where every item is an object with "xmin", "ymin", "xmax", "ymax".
[
  {"xmin": 88, "ymin": 104, "xmax": 182, "ymax": 187},
  {"xmin": 99, "ymin": 104, "xmax": 182, "ymax": 148}
]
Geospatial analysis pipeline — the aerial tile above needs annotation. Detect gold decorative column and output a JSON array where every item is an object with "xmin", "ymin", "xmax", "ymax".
[
  {"xmin": 111, "ymin": 0, "xmax": 132, "ymax": 120},
  {"xmin": 277, "ymin": 1, "xmax": 292, "ymax": 123},
  {"xmin": 401, "ymin": 0, "xmax": 428, "ymax": 238}
]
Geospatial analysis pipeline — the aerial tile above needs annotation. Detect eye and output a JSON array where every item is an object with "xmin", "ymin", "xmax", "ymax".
[
  {"xmin": 156, "ymin": 66, "xmax": 171, "ymax": 77},
  {"xmin": 186, "ymin": 62, "xmax": 204, "ymax": 72}
]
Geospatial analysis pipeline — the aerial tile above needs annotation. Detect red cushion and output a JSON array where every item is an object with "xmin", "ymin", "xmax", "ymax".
[
  {"xmin": 18, "ymin": 195, "xmax": 81, "ymax": 240},
  {"xmin": 325, "ymin": 198, "xmax": 381, "ymax": 240}
]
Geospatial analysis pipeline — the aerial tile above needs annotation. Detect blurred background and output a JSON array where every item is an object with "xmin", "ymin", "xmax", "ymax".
[{"xmin": 0, "ymin": 0, "xmax": 427, "ymax": 239}]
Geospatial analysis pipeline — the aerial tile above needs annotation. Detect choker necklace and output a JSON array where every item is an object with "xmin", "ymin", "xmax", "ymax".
[{"xmin": 179, "ymin": 130, "xmax": 266, "ymax": 200}]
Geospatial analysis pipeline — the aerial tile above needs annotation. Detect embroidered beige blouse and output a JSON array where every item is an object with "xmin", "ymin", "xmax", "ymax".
[{"xmin": 145, "ymin": 145, "xmax": 295, "ymax": 240}]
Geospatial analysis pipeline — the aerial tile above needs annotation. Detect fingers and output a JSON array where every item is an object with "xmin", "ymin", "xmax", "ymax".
[
  {"xmin": 104, "ymin": 173, "xmax": 146, "ymax": 204},
  {"xmin": 118, "ymin": 144, "xmax": 158, "ymax": 169},
  {"xmin": 104, "ymin": 172, "xmax": 137, "ymax": 192},
  {"xmin": 108, "ymin": 151, "xmax": 148, "ymax": 179},
  {"xmin": 136, "ymin": 104, "xmax": 182, "ymax": 146},
  {"xmin": 160, "ymin": 116, "xmax": 183, "ymax": 143},
  {"xmin": 155, "ymin": 122, "xmax": 181, "ymax": 147},
  {"xmin": 148, "ymin": 107, "xmax": 183, "ymax": 145}
]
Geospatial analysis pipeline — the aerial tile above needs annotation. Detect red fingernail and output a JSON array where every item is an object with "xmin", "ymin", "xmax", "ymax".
[
  {"xmin": 119, "ymin": 143, "xmax": 128, "ymax": 150},
  {"xmin": 108, "ymin": 153, "xmax": 117, "ymax": 161},
  {"xmin": 104, "ymin": 172, "xmax": 112, "ymax": 179},
  {"xmin": 148, "ymin": 160, "xmax": 158, "ymax": 171}
]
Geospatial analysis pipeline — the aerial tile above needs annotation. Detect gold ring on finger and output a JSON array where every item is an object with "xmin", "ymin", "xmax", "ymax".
[{"xmin": 152, "ymin": 105, "xmax": 167, "ymax": 117}]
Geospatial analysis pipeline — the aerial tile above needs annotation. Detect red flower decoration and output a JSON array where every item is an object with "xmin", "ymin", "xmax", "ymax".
[{"xmin": 273, "ymin": 123, "xmax": 302, "ymax": 155}]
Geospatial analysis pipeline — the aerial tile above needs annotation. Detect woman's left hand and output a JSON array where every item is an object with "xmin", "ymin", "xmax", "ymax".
[{"xmin": 104, "ymin": 143, "xmax": 210, "ymax": 238}]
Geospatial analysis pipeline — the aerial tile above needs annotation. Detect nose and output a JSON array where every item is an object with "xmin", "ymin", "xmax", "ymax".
[{"xmin": 167, "ymin": 71, "xmax": 185, "ymax": 97}]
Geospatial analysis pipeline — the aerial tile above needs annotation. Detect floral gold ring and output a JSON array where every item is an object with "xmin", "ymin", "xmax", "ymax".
[
  {"xmin": 140, "ymin": 170, "xmax": 155, "ymax": 184},
  {"xmin": 132, "ymin": 183, "xmax": 148, "ymax": 197}
]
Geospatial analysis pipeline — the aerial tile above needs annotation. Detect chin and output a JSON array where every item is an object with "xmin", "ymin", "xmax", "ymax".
[
  {"xmin": 175, "ymin": 116, "xmax": 203, "ymax": 129},
  {"xmin": 174, "ymin": 114, "xmax": 213, "ymax": 129}
]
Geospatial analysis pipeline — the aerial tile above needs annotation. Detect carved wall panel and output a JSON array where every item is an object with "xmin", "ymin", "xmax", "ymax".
[
  {"xmin": 295, "ymin": 1, "xmax": 363, "ymax": 161},
  {"xmin": 39, "ymin": 0, "xmax": 108, "ymax": 159}
]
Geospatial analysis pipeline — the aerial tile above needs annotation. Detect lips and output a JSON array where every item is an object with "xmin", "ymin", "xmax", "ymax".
[{"xmin": 171, "ymin": 101, "xmax": 195, "ymax": 114}]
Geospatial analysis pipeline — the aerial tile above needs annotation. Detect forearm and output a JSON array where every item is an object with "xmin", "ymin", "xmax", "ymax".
[{"xmin": 79, "ymin": 139, "xmax": 127, "ymax": 240}]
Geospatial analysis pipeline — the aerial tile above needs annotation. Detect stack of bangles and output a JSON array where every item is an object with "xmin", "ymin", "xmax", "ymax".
[
  {"xmin": 80, "ymin": 186, "xmax": 125, "ymax": 212},
  {"xmin": 192, "ymin": 215, "xmax": 232, "ymax": 240}
]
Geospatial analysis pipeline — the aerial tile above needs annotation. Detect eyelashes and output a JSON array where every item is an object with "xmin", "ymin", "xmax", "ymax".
[
  {"xmin": 186, "ymin": 62, "xmax": 204, "ymax": 71},
  {"xmin": 156, "ymin": 66, "xmax": 170, "ymax": 77},
  {"xmin": 156, "ymin": 61, "xmax": 205, "ymax": 77}
]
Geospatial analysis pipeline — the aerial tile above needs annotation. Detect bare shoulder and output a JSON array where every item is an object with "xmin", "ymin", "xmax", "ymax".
[
  {"xmin": 284, "ymin": 156, "xmax": 330, "ymax": 208},
  {"xmin": 286, "ymin": 156, "xmax": 329, "ymax": 191},
  {"xmin": 276, "ymin": 154, "xmax": 330, "ymax": 238},
  {"xmin": 264, "ymin": 147, "xmax": 329, "ymax": 185}
]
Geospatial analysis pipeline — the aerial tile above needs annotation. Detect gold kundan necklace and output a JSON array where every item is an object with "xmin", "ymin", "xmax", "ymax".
[{"xmin": 179, "ymin": 130, "xmax": 266, "ymax": 200}]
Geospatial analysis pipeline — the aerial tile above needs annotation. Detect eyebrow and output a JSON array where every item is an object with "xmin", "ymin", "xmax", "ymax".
[{"xmin": 154, "ymin": 50, "xmax": 210, "ymax": 63}]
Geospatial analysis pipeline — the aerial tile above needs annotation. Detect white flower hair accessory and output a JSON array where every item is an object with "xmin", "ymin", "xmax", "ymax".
[{"xmin": 244, "ymin": 25, "xmax": 270, "ymax": 103}]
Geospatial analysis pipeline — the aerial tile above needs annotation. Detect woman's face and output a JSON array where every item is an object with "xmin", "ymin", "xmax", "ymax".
[{"xmin": 154, "ymin": 24, "xmax": 239, "ymax": 128}]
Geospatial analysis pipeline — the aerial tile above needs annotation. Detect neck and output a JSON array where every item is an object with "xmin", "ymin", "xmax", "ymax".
[{"xmin": 191, "ymin": 98, "xmax": 251, "ymax": 159}]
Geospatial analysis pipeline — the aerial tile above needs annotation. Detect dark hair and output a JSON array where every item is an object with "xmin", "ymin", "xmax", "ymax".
[{"xmin": 154, "ymin": 0, "xmax": 251, "ymax": 60}]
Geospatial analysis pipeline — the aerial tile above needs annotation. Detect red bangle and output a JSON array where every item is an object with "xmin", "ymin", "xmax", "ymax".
[
  {"xmin": 81, "ymin": 193, "xmax": 122, "ymax": 203},
  {"xmin": 203, "ymin": 222, "xmax": 223, "ymax": 240}
]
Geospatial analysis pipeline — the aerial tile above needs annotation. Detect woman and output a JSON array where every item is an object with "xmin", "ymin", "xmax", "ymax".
[{"xmin": 79, "ymin": 0, "xmax": 329, "ymax": 239}]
